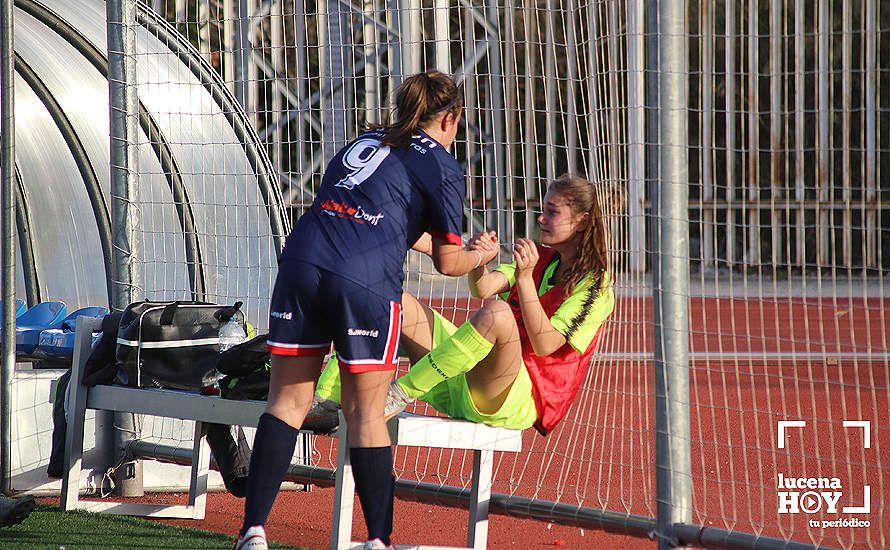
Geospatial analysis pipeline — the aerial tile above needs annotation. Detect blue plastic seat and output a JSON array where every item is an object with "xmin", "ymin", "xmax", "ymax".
[
  {"xmin": 0, "ymin": 299, "xmax": 27, "ymax": 319},
  {"xmin": 15, "ymin": 301, "xmax": 67, "ymax": 356},
  {"xmin": 35, "ymin": 306, "xmax": 109, "ymax": 360}
]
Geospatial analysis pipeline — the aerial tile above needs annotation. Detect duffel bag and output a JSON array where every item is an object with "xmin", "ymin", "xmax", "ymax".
[
  {"xmin": 116, "ymin": 300, "xmax": 244, "ymax": 390},
  {"xmin": 219, "ymin": 368, "xmax": 270, "ymax": 401},
  {"xmin": 217, "ymin": 333, "xmax": 269, "ymax": 377}
]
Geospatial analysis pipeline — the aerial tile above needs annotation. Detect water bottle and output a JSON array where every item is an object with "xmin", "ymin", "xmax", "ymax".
[
  {"xmin": 219, "ymin": 315, "xmax": 247, "ymax": 353},
  {"xmin": 211, "ymin": 314, "xmax": 247, "ymax": 392}
]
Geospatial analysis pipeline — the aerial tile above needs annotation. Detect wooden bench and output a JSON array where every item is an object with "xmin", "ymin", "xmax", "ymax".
[{"xmin": 62, "ymin": 317, "xmax": 523, "ymax": 549}]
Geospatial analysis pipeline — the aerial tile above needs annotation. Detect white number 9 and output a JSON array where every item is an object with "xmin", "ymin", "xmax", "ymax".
[{"xmin": 335, "ymin": 138, "xmax": 391, "ymax": 190}]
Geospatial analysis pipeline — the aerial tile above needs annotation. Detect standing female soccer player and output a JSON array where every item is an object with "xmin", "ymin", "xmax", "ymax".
[
  {"xmin": 383, "ymin": 174, "xmax": 616, "ymax": 435},
  {"xmin": 235, "ymin": 71, "xmax": 495, "ymax": 550}
]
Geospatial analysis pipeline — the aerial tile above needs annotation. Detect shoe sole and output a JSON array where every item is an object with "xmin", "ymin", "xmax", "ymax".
[
  {"xmin": 0, "ymin": 497, "xmax": 36, "ymax": 528},
  {"xmin": 232, "ymin": 535, "xmax": 269, "ymax": 550},
  {"xmin": 383, "ymin": 407, "xmax": 406, "ymax": 423},
  {"xmin": 301, "ymin": 415, "xmax": 339, "ymax": 435}
]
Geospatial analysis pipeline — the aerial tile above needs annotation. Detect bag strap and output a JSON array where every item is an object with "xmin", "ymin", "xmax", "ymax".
[
  {"xmin": 159, "ymin": 302, "xmax": 181, "ymax": 326},
  {"xmin": 215, "ymin": 301, "xmax": 244, "ymax": 323},
  {"xmin": 159, "ymin": 300, "xmax": 242, "ymax": 325}
]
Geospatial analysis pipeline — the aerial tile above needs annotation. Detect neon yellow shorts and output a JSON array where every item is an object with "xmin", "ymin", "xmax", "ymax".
[{"xmin": 419, "ymin": 311, "xmax": 538, "ymax": 430}]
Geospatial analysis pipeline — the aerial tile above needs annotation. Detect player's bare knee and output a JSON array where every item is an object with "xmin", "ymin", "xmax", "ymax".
[
  {"xmin": 265, "ymin": 387, "xmax": 315, "ymax": 428},
  {"xmin": 265, "ymin": 404, "xmax": 309, "ymax": 429},
  {"xmin": 341, "ymin": 404, "xmax": 384, "ymax": 427},
  {"xmin": 471, "ymin": 300, "xmax": 514, "ymax": 339}
]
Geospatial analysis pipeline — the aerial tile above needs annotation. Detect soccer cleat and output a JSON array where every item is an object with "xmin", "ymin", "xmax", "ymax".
[
  {"xmin": 301, "ymin": 394, "xmax": 341, "ymax": 434},
  {"xmin": 233, "ymin": 525, "xmax": 268, "ymax": 550},
  {"xmin": 383, "ymin": 380, "xmax": 413, "ymax": 421},
  {"xmin": 362, "ymin": 538, "xmax": 394, "ymax": 550},
  {"xmin": 0, "ymin": 495, "xmax": 35, "ymax": 528}
]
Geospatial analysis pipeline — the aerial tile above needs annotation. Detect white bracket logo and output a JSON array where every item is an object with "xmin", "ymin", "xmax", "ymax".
[
  {"xmin": 776, "ymin": 420, "xmax": 871, "ymax": 515},
  {"xmin": 777, "ymin": 420, "xmax": 806, "ymax": 448},
  {"xmin": 842, "ymin": 420, "xmax": 871, "ymax": 449}
]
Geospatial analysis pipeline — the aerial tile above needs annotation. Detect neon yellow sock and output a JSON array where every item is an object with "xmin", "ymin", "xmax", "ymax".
[
  {"xmin": 397, "ymin": 321, "xmax": 493, "ymax": 400},
  {"xmin": 315, "ymin": 353, "xmax": 342, "ymax": 404}
]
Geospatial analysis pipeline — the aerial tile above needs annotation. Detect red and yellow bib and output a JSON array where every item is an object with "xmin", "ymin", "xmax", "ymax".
[{"xmin": 504, "ymin": 247, "xmax": 607, "ymax": 435}]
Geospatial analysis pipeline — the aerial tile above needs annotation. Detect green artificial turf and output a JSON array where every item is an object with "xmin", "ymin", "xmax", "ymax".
[{"xmin": 0, "ymin": 504, "xmax": 302, "ymax": 549}]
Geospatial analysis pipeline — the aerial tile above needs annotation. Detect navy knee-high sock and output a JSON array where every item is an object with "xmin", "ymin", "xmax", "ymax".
[
  {"xmin": 350, "ymin": 446, "xmax": 394, "ymax": 545},
  {"xmin": 241, "ymin": 413, "xmax": 298, "ymax": 536}
]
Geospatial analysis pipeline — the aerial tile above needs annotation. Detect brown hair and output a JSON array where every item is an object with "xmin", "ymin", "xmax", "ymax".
[
  {"xmin": 376, "ymin": 70, "xmax": 463, "ymax": 148},
  {"xmin": 547, "ymin": 174, "xmax": 622, "ymax": 293}
]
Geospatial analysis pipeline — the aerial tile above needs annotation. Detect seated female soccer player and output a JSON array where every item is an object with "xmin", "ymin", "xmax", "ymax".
[{"xmin": 311, "ymin": 174, "xmax": 616, "ymax": 435}]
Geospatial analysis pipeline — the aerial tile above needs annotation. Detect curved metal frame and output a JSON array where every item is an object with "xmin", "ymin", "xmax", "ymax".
[
  {"xmin": 13, "ymin": 52, "xmax": 114, "ymax": 304},
  {"xmin": 13, "ymin": 164, "xmax": 38, "ymax": 306},
  {"xmin": 14, "ymin": 0, "xmax": 208, "ymax": 299},
  {"xmin": 139, "ymin": 113, "xmax": 206, "ymax": 299},
  {"xmin": 136, "ymin": 4, "xmax": 289, "ymax": 246}
]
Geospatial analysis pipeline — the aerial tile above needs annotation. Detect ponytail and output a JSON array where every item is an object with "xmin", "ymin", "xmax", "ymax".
[{"xmin": 376, "ymin": 70, "xmax": 463, "ymax": 148}]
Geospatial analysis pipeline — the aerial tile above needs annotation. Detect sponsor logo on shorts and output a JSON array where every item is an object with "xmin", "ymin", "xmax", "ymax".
[
  {"xmin": 347, "ymin": 328, "xmax": 379, "ymax": 338},
  {"xmin": 271, "ymin": 311, "xmax": 293, "ymax": 320}
]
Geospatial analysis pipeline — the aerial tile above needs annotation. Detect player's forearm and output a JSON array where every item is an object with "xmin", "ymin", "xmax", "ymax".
[
  {"xmin": 467, "ymin": 265, "xmax": 486, "ymax": 297},
  {"xmin": 516, "ymin": 277, "xmax": 566, "ymax": 356},
  {"xmin": 433, "ymin": 244, "xmax": 485, "ymax": 277},
  {"xmin": 411, "ymin": 232, "xmax": 433, "ymax": 256},
  {"xmin": 468, "ymin": 268, "xmax": 508, "ymax": 299}
]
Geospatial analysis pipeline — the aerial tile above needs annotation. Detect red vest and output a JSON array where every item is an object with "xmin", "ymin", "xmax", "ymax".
[{"xmin": 505, "ymin": 247, "xmax": 606, "ymax": 436}]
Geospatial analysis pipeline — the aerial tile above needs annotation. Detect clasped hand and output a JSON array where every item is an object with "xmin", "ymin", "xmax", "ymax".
[
  {"xmin": 512, "ymin": 238, "xmax": 538, "ymax": 279},
  {"xmin": 466, "ymin": 231, "xmax": 538, "ymax": 280},
  {"xmin": 466, "ymin": 231, "xmax": 500, "ymax": 266}
]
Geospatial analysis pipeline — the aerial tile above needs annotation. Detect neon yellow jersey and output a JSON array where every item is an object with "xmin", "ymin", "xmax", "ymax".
[{"xmin": 495, "ymin": 259, "xmax": 614, "ymax": 353}]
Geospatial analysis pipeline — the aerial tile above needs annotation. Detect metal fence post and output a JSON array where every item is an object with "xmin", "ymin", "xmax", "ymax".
[
  {"xmin": 234, "ymin": 0, "xmax": 250, "ymax": 112},
  {"xmin": 626, "ymin": 0, "xmax": 645, "ymax": 273},
  {"xmin": 0, "ymin": 0, "xmax": 15, "ymax": 495},
  {"xmin": 321, "ymin": 0, "xmax": 350, "ymax": 163},
  {"xmin": 484, "ymin": 0, "xmax": 506, "ymax": 239},
  {"xmin": 652, "ymin": 0, "xmax": 692, "ymax": 548},
  {"xmin": 106, "ymin": 0, "xmax": 143, "ymax": 497}
]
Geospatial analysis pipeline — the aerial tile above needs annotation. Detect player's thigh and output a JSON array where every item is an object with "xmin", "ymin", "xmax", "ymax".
[
  {"xmin": 323, "ymin": 277, "xmax": 399, "ymax": 446},
  {"xmin": 451, "ymin": 365, "xmax": 537, "ymax": 429},
  {"xmin": 399, "ymin": 292, "xmax": 436, "ymax": 363},
  {"xmin": 465, "ymin": 302, "xmax": 523, "ymax": 407},
  {"xmin": 265, "ymin": 260, "xmax": 333, "ymax": 426}
]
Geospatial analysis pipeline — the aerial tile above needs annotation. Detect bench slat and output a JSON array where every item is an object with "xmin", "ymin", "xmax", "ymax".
[
  {"xmin": 86, "ymin": 387, "xmax": 523, "ymax": 452},
  {"xmin": 390, "ymin": 413, "xmax": 522, "ymax": 452},
  {"xmin": 86, "ymin": 385, "xmax": 266, "ymax": 427}
]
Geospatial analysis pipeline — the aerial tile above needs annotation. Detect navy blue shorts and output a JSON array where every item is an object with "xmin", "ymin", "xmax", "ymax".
[{"xmin": 267, "ymin": 260, "xmax": 401, "ymax": 373}]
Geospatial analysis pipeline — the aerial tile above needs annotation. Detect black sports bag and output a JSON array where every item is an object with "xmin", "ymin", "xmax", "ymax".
[
  {"xmin": 116, "ymin": 300, "xmax": 244, "ymax": 390},
  {"xmin": 216, "ymin": 333, "xmax": 269, "ymax": 377},
  {"xmin": 217, "ymin": 333, "xmax": 271, "ymax": 401}
]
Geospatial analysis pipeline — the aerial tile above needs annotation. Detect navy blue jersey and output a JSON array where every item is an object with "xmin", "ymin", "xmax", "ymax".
[{"xmin": 279, "ymin": 129, "xmax": 465, "ymax": 300}]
